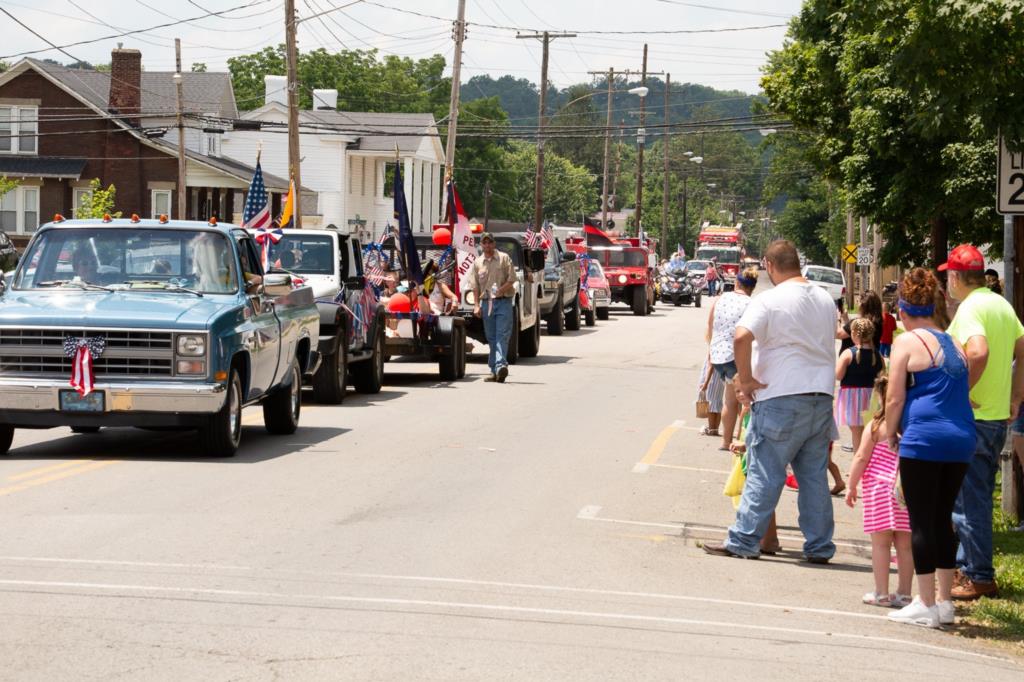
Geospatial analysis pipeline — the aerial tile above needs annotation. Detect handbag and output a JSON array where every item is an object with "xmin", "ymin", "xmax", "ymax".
[{"xmin": 695, "ymin": 390, "xmax": 710, "ymax": 419}]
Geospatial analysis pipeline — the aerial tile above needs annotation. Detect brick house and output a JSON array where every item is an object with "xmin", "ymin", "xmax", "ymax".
[{"xmin": 0, "ymin": 48, "xmax": 301, "ymax": 245}]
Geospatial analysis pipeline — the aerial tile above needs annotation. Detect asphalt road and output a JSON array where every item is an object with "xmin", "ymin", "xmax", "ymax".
[{"xmin": 0, "ymin": 297, "xmax": 1020, "ymax": 680}]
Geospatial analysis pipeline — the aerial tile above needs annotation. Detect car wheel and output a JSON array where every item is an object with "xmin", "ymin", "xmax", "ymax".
[
  {"xmin": 312, "ymin": 334, "xmax": 347, "ymax": 404},
  {"xmin": 351, "ymin": 324, "xmax": 384, "ymax": 394},
  {"xmin": 596, "ymin": 307, "xmax": 609, "ymax": 321},
  {"xmin": 695, "ymin": 294, "xmax": 702, "ymax": 308},
  {"xmin": 71, "ymin": 426, "xmax": 101, "ymax": 434},
  {"xmin": 547, "ymin": 290, "xmax": 565, "ymax": 335},
  {"xmin": 565, "ymin": 291, "xmax": 581, "ymax": 331},
  {"xmin": 584, "ymin": 309, "xmax": 595, "ymax": 326},
  {"xmin": 519, "ymin": 310, "xmax": 540, "ymax": 358},
  {"xmin": 632, "ymin": 287, "xmax": 648, "ymax": 316},
  {"xmin": 199, "ymin": 369, "xmax": 242, "ymax": 457},
  {"xmin": 263, "ymin": 361, "xmax": 301, "ymax": 435},
  {"xmin": 439, "ymin": 323, "xmax": 464, "ymax": 380},
  {"xmin": 0, "ymin": 424, "xmax": 13, "ymax": 455}
]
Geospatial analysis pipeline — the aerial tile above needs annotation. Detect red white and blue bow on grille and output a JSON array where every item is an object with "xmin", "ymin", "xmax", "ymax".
[
  {"xmin": 254, "ymin": 226, "xmax": 283, "ymax": 272},
  {"xmin": 63, "ymin": 336, "xmax": 106, "ymax": 396}
]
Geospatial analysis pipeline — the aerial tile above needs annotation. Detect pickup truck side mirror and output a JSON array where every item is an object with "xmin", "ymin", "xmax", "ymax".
[
  {"xmin": 262, "ymin": 272, "xmax": 293, "ymax": 297},
  {"xmin": 560, "ymin": 251, "xmax": 577, "ymax": 262},
  {"xmin": 345, "ymin": 275, "xmax": 366, "ymax": 290},
  {"xmin": 527, "ymin": 249, "xmax": 546, "ymax": 272}
]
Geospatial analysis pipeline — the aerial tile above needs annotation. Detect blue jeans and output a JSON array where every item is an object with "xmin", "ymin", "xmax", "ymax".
[
  {"xmin": 708, "ymin": 280, "xmax": 717, "ymax": 296},
  {"xmin": 725, "ymin": 393, "xmax": 836, "ymax": 558},
  {"xmin": 483, "ymin": 297, "xmax": 513, "ymax": 374},
  {"xmin": 953, "ymin": 419, "xmax": 1007, "ymax": 583}
]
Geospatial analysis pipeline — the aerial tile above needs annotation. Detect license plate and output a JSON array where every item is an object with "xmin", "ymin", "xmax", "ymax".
[{"xmin": 59, "ymin": 390, "xmax": 105, "ymax": 412}]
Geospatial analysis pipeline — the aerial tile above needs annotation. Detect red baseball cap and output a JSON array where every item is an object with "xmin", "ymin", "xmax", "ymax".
[{"xmin": 938, "ymin": 244, "xmax": 985, "ymax": 272}]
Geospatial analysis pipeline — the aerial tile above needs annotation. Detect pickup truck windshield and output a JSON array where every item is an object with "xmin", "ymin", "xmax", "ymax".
[
  {"xmin": 268, "ymin": 234, "xmax": 337, "ymax": 275},
  {"xmin": 14, "ymin": 228, "xmax": 238, "ymax": 294},
  {"xmin": 695, "ymin": 247, "xmax": 740, "ymax": 264},
  {"xmin": 606, "ymin": 250, "xmax": 647, "ymax": 267}
]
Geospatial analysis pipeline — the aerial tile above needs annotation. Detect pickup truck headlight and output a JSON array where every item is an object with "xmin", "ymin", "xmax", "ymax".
[
  {"xmin": 465, "ymin": 290, "xmax": 476, "ymax": 305},
  {"xmin": 176, "ymin": 334, "xmax": 206, "ymax": 356}
]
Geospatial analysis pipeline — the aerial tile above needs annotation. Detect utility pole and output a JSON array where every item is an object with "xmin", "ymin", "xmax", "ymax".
[
  {"xmin": 444, "ymin": 0, "xmax": 467, "ymax": 178},
  {"xmin": 483, "ymin": 180, "xmax": 491, "ymax": 230},
  {"xmin": 660, "ymin": 72, "xmax": 670, "ymax": 259},
  {"xmin": 600, "ymin": 67, "xmax": 614, "ymax": 229},
  {"xmin": 284, "ymin": 0, "xmax": 302, "ymax": 227},
  {"xmin": 634, "ymin": 44, "xmax": 648, "ymax": 238},
  {"xmin": 859, "ymin": 215, "xmax": 868, "ymax": 297},
  {"xmin": 518, "ymin": 30, "xmax": 575, "ymax": 231},
  {"xmin": 845, "ymin": 211, "xmax": 855, "ymax": 309},
  {"xmin": 173, "ymin": 38, "xmax": 186, "ymax": 220}
]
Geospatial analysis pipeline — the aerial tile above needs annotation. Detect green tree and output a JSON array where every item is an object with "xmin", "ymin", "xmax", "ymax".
[
  {"xmin": 547, "ymin": 84, "xmax": 604, "ymax": 177},
  {"xmin": 450, "ymin": 97, "xmax": 511, "ymax": 218},
  {"xmin": 489, "ymin": 141, "xmax": 596, "ymax": 223},
  {"xmin": 191, "ymin": 62, "xmax": 208, "ymax": 73},
  {"xmin": 74, "ymin": 179, "xmax": 121, "ymax": 219}
]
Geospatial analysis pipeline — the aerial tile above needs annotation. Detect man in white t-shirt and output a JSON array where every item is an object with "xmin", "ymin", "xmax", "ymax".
[{"xmin": 703, "ymin": 240, "xmax": 838, "ymax": 562}]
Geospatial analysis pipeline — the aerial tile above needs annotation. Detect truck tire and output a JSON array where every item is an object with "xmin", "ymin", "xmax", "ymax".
[
  {"xmin": 596, "ymin": 307, "xmax": 609, "ymax": 321},
  {"xmin": 519, "ymin": 311, "xmax": 540, "ymax": 358},
  {"xmin": 584, "ymin": 308, "xmax": 595, "ymax": 326},
  {"xmin": 632, "ymin": 286, "xmax": 648, "ymax": 316},
  {"xmin": 263, "ymin": 361, "xmax": 301, "ymax": 435},
  {"xmin": 565, "ymin": 290, "xmax": 581, "ymax": 331},
  {"xmin": 351, "ymin": 325, "xmax": 384, "ymax": 394},
  {"xmin": 547, "ymin": 290, "xmax": 565, "ymax": 335},
  {"xmin": 199, "ymin": 369, "xmax": 242, "ymax": 457},
  {"xmin": 0, "ymin": 425, "xmax": 13, "ymax": 455},
  {"xmin": 71, "ymin": 426, "xmax": 101, "ymax": 434},
  {"xmin": 439, "ymin": 322, "xmax": 464, "ymax": 380},
  {"xmin": 312, "ymin": 333, "xmax": 347, "ymax": 404},
  {"xmin": 506, "ymin": 306, "xmax": 520, "ymax": 365},
  {"xmin": 695, "ymin": 294, "xmax": 702, "ymax": 308}
]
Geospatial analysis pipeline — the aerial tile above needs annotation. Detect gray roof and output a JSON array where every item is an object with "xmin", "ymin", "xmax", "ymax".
[
  {"xmin": 0, "ymin": 155, "xmax": 86, "ymax": 179},
  {"xmin": 144, "ymin": 138, "xmax": 305, "ymax": 193},
  {"xmin": 300, "ymin": 110, "xmax": 437, "ymax": 153},
  {"xmin": 27, "ymin": 58, "xmax": 237, "ymax": 118}
]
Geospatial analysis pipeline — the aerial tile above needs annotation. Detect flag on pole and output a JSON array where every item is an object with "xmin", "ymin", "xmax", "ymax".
[
  {"xmin": 241, "ymin": 156, "xmax": 272, "ymax": 231},
  {"xmin": 540, "ymin": 222, "xmax": 554, "ymax": 250},
  {"xmin": 446, "ymin": 180, "xmax": 476, "ymax": 296},
  {"xmin": 278, "ymin": 179, "xmax": 296, "ymax": 228},
  {"xmin": 394, "ymin": 162, "xmax": 423, "ymax": 285},
  {"xmin": 583, "ymin": 216, "xmax": 615, "ymax": 247},
  {"xmin": 524, "ymin": 226, "xmax": 541, "ymax": 249}
]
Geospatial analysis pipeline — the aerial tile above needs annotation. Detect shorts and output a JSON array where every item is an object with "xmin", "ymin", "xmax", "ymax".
[
  {"xmin": 712, "ymin": 360, "xmax": 738, "ymax": 382},
  {"xmin": 879, "ymin": 343, "xmax": 891, "ymax": 358},
  {"xmin": 1012, "ymin": 404, "xmax": 1024, "ymax": 436},
  {"xmin": 834, "ymin": 386, "xmax": 872, "ymax": 427}
]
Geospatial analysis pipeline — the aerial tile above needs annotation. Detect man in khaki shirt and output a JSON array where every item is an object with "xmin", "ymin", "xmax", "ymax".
[{"xmin": 470, "ymin": 232, "xmax": 517, "ymax": 382}]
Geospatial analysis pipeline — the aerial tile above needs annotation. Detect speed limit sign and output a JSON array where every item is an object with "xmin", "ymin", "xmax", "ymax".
[{"xmin": 998, "ymin": 134, "xmax": 1024, "ymax": 214}]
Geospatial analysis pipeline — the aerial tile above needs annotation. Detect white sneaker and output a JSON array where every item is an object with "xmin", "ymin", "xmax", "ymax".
[
  {"xmin": 937, "ymin": 600, "xmax": 955, "ymax": 625},
  {"xmin": 888, "ymin": 597, "xmax": 940, "ymax": 628}
]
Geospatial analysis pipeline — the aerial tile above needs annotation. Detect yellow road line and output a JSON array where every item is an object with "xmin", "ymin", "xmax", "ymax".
[
  {"xmin": 639, "ymin": 424, "xmax": 682, "ymax": 466},
  {"xmin": 0, "ymin": 460, "xmax": 117, "ymax": 497},
  {"xmin": 7, "ymin": 460, "xmax": 87, "ymax": 482}
]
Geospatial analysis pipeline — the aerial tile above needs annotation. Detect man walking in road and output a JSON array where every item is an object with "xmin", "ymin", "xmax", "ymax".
[
  {"xmin": 703, "ymin": 240, "xmax": 838, "ymax": 562},
  {"xmin": 471, "ymin": 233, "xmax": 517, "ymax": 383},
  {"xmin": 942, "ymin": 245, "xmax": 1024, "ymax": 600}
]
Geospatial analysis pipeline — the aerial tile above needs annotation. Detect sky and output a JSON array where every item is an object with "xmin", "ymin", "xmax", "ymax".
[{"xmin": 0, "ymin": 0, "xmax": 806, "ymax": 94}]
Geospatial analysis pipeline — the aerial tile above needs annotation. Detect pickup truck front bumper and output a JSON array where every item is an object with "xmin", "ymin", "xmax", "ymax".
[{"xmin": 0, "ymin": 378, "xmax": 227, "ymax": 428}]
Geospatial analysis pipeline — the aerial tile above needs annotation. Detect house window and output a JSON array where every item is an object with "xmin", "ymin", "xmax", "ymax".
[
  {"xmin": 382, "ymin": 161, "xmax": 397, "ymax": 198},
  {"xmin": 360, "ymin": 158, "xmax": 365, "ymax": 196},
  {"xmin": 152, "ymin": 189, "xmax": 172, "ymax": 218},
  {"xmin": 72, "ymin": 187, "xmax": 91, "ymax": 217},
  {"xmin": 0, "ymin": 106, "xmax": 38, "ymax": 154},
  {"xmin": 203, "ymin": 132, "xmax": 221, "ymax": 157},
  {"xmin": 0, "ymin": 186, "xmax": 40, "ymax": 233}
]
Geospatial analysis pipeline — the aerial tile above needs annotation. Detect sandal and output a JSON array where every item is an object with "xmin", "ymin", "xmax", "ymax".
[
  {"xmin": 862, "ymin": 592, "xmax": 893, "ymax": 607},
  {"xmin": 700, "ymin": 426, "xmax": 719, "ymax": 436},
  {"xmin": 890, "ymin": 593, "xmax": 913, "ymax": 608}
]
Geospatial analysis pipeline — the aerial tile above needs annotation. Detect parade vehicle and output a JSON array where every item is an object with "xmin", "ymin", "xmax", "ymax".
[
  {"xmin": 0, "ymin": 215, "xmax": 320, "ymax": 457},
  {"xmin": 802, "ymin": 264, "xmax": 847, "ymax": 304},
  {"xmin": 583, "ymin": 257, "xmax": 611, "ymax": 322},
  {"xmin": 418, "ymin": 233, "xmax": 546, "ymax": 365},
  {"xmin": 599, "ymin": 237, "xmax": 657, "ymax": 316},
  {"xmin": 659, "ymin": 262, "xmax": 703, "ymax": 307},
  {"xmin": 537, "ymin": 235, "xmax": 582, "ymax": 335},
  {"xmin": 696, "ymin": 225, "xmax": 745, "ymax": 290},
  {"xmin": 250, "ymin": 226, "xmax": 384, "ymax": 404}
]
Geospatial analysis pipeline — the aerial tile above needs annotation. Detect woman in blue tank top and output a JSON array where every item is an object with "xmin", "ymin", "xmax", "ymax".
[{"xmin": 884, "ymin": 267, "xmax": 975, "ymax": 629}]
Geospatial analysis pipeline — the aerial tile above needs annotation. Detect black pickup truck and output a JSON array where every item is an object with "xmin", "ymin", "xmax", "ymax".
[{"xmin": 537, "ymin": 236, "xmax": 582, "ymax": 335}]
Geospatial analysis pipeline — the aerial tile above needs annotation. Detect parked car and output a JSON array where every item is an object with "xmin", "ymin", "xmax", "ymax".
[
  {"xmin": 253, "ymin": 226, "xmax": 385, "ymax": 404},
  {"xmin": 659, "ymin": 262, "xmax": 703, "ymax": 307},
  {"xmin": 0, "ymin": 230, "xmax": 17, "ymax": 273},
  {"xmin": 803, "ymin": 264, "xmax": 846, "ymax": 303},
  {"xmin": 583, "ymin": 258, "xmax": 611, "ymax": 323},
  {"xmin": 538, "ymin": 236, "xmax": 582, "ymax": 335},
  {"xmin": 0, "ymin": 216, "xmax": 320, "ymax": 457}
]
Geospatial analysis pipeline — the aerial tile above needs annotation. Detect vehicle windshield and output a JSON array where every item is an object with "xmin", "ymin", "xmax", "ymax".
[
  {"xmin": 695, "ymin": 247, "xmax": 740, "ymax": 264},
  {"xmin": 14, "ymin": 228, "xmax": 238, "ymax": 294},
  {"xmin": 268, "ymin": 234, "xmax": 337, "ymax": 275},
  {"xmin": 684, "ymin": 260, "xmax": 709, "ymax": 273},
  {"xmin": 606, "ymin": 249, "xmax": 647, "ymax": 267},
  {"xmin": 587, "ymin": 260, "xmax": 603, "ymax": 278},
  {"xmin": 806, "ymin": 268, "xmax": 844, "ymax": 285}
]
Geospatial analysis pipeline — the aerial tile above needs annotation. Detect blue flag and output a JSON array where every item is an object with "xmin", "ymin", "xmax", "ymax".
[{"xmin": 393, "ymin": 162, "xmax": 423, "ymax": 285}]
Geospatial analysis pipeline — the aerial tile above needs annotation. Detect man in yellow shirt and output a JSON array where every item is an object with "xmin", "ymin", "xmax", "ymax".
[
  {"xmin": 942, "ymin": 244, "xmax": 1024, "ymax": 600},
  {"xmin": 470, "ymin": 233, "xmax": 517, "ymax": 383}
]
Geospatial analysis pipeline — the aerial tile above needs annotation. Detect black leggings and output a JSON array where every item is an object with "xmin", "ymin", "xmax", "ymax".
[{"xmin": 899, "ymin": 458, "xmax": 968, "ymax": 575}]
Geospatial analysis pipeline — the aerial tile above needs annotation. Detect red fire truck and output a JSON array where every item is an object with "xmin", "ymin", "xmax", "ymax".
[
  {"xmin": 696, "ymin": 225, "xmax": 744, "ymax": 290},
  {"xmin": 569, "ymin": 236, "xmax": 657, "ymax": 316}
]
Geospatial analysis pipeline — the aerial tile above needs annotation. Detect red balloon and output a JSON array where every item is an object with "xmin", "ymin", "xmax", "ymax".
[
  {"xmin": 432, "ymin": 227, "xmax": 452, "ymax": 246},
  {"xmin": 387, "ymin": 293, "xmax": 412, "ymax": 313}
]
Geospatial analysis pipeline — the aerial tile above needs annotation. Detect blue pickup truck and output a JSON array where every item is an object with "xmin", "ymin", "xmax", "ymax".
[{"xmin": 0, "ymin": 216, "xmax": 320, "ymax": 457}]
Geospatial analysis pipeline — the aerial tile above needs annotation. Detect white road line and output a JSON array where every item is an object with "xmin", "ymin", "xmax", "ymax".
[
  {"xmin": 0, "ymin": 556, "xmax": 253, "ymax": 571},
  {"xmin": 0, "ymin": 578, "xmax": 1012, "ymax": 666},
  {"xmin": 631, "ymin": 463, "xmax": 650, "ymax": 474},
  {"xmin": 576, "ymin": 505, "xmax": 602, "ymax": 520},
  {"xmin": 670, "ymin": 419, "xmax": 688, "ymax": 429}
]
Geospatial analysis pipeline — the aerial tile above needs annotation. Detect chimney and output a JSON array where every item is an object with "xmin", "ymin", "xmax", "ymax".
[
  {"xmin": 108, "ymin": 46, "xmax": 142, "ymax": 119},
  {"xmin": 264, "ymin": 75, "xmax": 288, "ymax": 107},
  {"xmin": 312, "ymin": 89, "xmax": 338, "ymax": 110}
]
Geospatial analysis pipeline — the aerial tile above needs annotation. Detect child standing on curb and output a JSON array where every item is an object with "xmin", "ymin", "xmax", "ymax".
[
  {"xmin": 836, "ymin": 318, "xmax": 884, "ymax": 456},
  {"xmin": 846, "ymin": 375, "xmax": 914, "ymax": 607}
]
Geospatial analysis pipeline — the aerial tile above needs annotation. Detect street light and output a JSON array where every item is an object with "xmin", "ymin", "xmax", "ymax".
[
  {"xmin": 630, "ymin": 86, "xmax": 649, "ymax": 239},
  {"xmin": 681, "ymin": 154, "xmax": 703, "ymax": 256}
]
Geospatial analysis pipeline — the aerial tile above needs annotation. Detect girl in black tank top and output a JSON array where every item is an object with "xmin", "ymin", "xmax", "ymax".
[{"xmin": 835, "ymin": 319, "xmax": 884, "ymax": 457}]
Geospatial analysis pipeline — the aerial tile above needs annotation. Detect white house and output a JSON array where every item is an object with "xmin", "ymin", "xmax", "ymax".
[{"xmin": 219, "ymin": 77, "xmax": 445, "ymax": 242}]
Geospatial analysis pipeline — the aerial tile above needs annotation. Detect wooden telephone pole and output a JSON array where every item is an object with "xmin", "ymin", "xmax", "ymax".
[
  {"xmin": 634, "ymin": 44, "xmax": 648, "ymax": 237},
  {"xmin": 284, "ymin": 0, "xmax": 302, "ymax": 227},
  {"xmin": 444, "ymin": 0, "xmax": 467, "ymax": 178},
  {"xmin": 518, "ymin": 31, "xmax": 575, "ymax": 230},
  {"xmin": 174, "ymin": 38, "xmax": 186, "ymax": 220},
  {"xmin": 660, "ymin": 73, "xmax": 670, "ymax": 259}
]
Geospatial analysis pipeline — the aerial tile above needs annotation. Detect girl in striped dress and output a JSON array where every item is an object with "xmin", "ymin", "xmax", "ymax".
[{"xmin": 845, "ymin": 375, "xmax": 914, "ymax": 607}]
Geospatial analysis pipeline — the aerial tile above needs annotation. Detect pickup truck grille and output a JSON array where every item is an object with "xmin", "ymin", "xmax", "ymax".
[{"xmin": 0, "ymin": 328, "xmax": 174, "ymax": 377}]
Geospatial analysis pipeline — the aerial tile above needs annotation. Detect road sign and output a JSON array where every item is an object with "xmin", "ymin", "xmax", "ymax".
[
  {"xmin": 842, "ymin": 243, "xmax": 857, "ymax": 264},
  {"xmin": 998, "ymin": 134, "xmax": 1024, "ymax": 214},
  {"xmin": 857, "ymin": 246, "xmax": 873, "ymax": 266}
]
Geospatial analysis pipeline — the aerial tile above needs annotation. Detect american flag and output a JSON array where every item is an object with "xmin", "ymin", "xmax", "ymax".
[
  {"xmin": 540, "ymin": 222, "xmax": 554, "ymax": 250},
  {"xmin": 377, "ymin": 225, "xmax": 391, "ymax": 245},
  {"xmin": 241, "ymin": 157, "xmax": 271, "ymax": 230},
  {"xmin": 524, "ymin": 225, "xmax": 541, "ymax": 249},
  {"xmin": 365, "ymin": 258, "xmax": 386, "ymax": 285}
]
